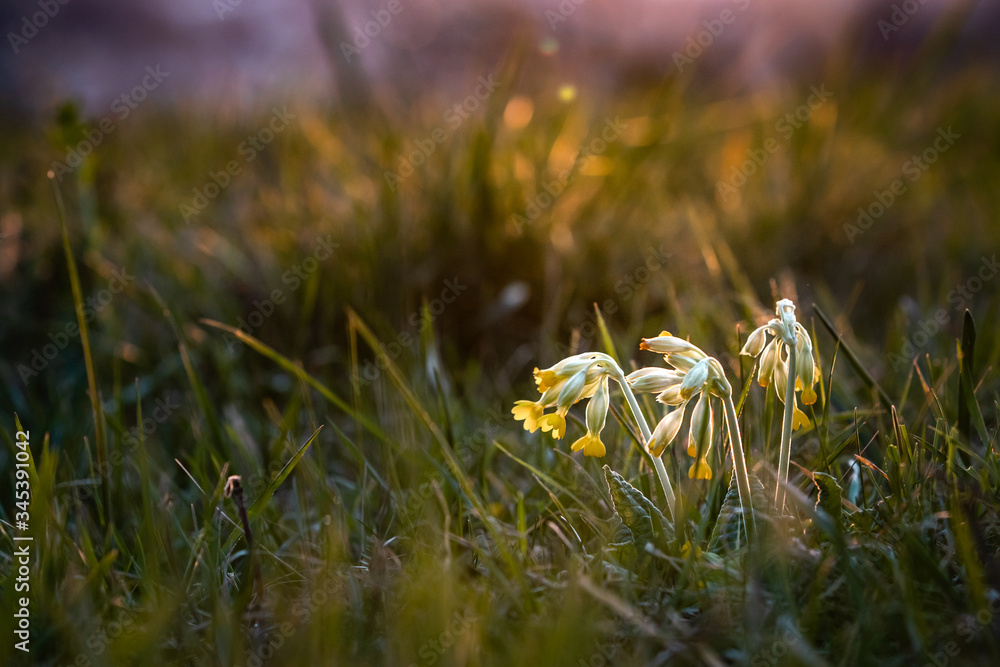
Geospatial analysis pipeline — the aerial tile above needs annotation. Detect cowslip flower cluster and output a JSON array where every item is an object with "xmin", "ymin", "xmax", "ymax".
[
  {"xmin": 740, "ymin": 298, "xmax": 820, "ymax": 512},
  {"xmin": 627, "ymin": 333, "xmax": 732, "ymax": 479},
  {"xmin": 740, "ymin": 299, "xmax": 820, "ymax": 430},
  {"xmin": 512, "ymin": 352, "xmax": 617, "ymax": 457},
  {"xmin": 513, "ymin": 332, "xmax": 758, "ymax": 533}
]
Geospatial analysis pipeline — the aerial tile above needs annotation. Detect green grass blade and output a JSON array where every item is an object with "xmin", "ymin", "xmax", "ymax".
[
  {"xmin": 812, "ymin": 303, "xmax": 893, "ymax": 408},
  {"xmin": 593, "ymin": 302, "xmax": 620, "ymax": 364},
  {"xmin": 50, "ymin": 173, "xmax": 110, "ymax": 526},
  {"xmin": 200, "ymin": 318, "xmax": 388, "ymax": 442},
  {"xmin": 222, "ymin": 426, "xmax": 322, "ymax": 552}
]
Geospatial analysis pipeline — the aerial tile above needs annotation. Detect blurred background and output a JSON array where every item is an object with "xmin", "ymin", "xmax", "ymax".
[
  {"xmin": 3, "ymin": 0, "xmax": 999, "ymax": 429},
  {"xmin": 3, "ymin": 1, "xmax": 1000, "ymax": 664}
]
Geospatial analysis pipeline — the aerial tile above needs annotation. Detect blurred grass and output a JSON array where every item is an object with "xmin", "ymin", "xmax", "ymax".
[{"xmin": 2, "ymin": 11, "xmax": 1000, "ymax": 667}]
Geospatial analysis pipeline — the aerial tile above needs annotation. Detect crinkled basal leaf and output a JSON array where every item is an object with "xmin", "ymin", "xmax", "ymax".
[
  {"xmin": 603, "ymin": 465, "xmax": 672, "ymax": 552},
  {"xmin": 710, "ymin": 472, "xmax": 766, "ymax": 552},
  {"xmin": 812, "ymin": 472, "xmax": 843, "ymax": 521}
]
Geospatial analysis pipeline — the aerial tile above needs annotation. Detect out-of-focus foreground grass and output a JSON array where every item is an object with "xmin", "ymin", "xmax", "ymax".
[{"xmin": 2, "ymin": 12, "xmax": 1000, "ymax": 667}]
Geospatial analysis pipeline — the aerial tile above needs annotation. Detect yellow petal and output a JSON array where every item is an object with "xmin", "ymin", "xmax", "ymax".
[
  {"xmin": 688, "ymin": 459, "xmax": 712, "ymax": 480},
  {"xmin": 792, "ymin": 402, "xmax": 810, "ymax": 431},
  {"xmin": 534, "ymin": 368, "xmax": 558, "ymax": 393},
  {"xmin": 537, "ymin": 413, "xmax": 566, "ymax": 439},
  {"xmin": 571, "ymin": 432, "xmax": 606, "ymax": 457},
  {"xmin": 511, "ymin": 400, "xmax": 543, "ymax": 432}
]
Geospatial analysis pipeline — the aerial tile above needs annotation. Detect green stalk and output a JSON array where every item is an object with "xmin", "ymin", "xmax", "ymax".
[
  {"xmin": 776, "ymin": 342, "xmax": 797, "ymax": 513},
  {"xmin": 615, "ymin": 370, "xmax": 676, "ymax": 519},
  {"xmin": 722, "ymin": 393, "xmax": 755, "ymax": 540}
]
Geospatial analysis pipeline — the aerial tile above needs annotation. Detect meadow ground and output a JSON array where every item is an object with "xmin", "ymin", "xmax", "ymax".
[{"xmin": 2, "ymin": 7, "xmax": 1000, "ymax": 667}]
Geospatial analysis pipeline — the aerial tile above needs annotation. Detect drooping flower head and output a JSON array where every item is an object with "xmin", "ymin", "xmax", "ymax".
[
  {"xmin": 740, "ymin": 299, "xmax": 819, "ymax": 430},
  {"xmin": 628, "ymin": 333, "xmax": 730, "ymax": 478},
  {"xmin": 512, "ymin": 352, "xmax": 617, "ymax": 456}
]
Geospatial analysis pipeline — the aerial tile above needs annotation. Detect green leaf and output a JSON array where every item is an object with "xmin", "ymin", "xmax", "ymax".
[
  {"xmin": 603, "ymin": 465, "xmax": 672, "ymax": 554},
  {"xmin": 710, "ymin": 472, "xmax": 765, "ymax": 552}
]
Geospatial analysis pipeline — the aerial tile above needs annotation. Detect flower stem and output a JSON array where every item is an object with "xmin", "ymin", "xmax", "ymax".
[
  {"xmin": 776, "ymin": 343, "xmax": 797, "ymax": 513},
  {"xmin": 722, "ymin": 393, "xmax": 755, "ymax": 541},
  {"xmin": 616, "ymin": 371, "xmax": 676, "ymax": 520}
]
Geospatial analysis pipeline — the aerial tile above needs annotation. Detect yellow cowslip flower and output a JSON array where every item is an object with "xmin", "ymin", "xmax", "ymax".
[
  {"xmin": 537, "ymin": 363, "xmax": 599, "ymax": 439},
  {"xmin": 570, "ymin": 376, "xmax": 610, "ymax": 457},
  {"xmin": 656, "ymin": 385, "xmax": 685, "ymax": 405},
  {"xmin": 532, "ymin": 352, "xmax": 608, "ymax": 393},
  {"xmin": 514, "ymin": 353, "xmax": 619, "ymax": 454},
  {"xmin": 511, "ymin": 400, "xmax": 545, "ymax": 432},
  {"xmin": 680, "ymin": 540, "xmax": 702, "ymax": 560},
  {"xmin": 514, "ymin": 354, "xmax": 611, "ymax": 433},
  {"xmin": 570, "ymin": 432, "xmax": 605, "ymax": 457},
  {"xmin": 511, "ymin": 383, "xmax": 563, "ymax": 433},
  {"xmin": 639, "ymin": 331, "xmax": 708, "ymax": 371},
  {"xmin": 686, "ymin": 392, "xmax": 714, "ymax": 479},
  {"xmin": 679, "ymin": 358, "xmax": 711, "ymax": 400},
  {"xmin": 537, "ymin": 411, "xmax": 568, "ymax": 439},
  {"xmin": 740, "ymin": 299, "xmax": 821, "ymax": 429},
  {"xmin": 647, "ymin": 406, "xmax": 684, "ymax": 457},
  {"xmin": 624, "ymin": 367, "xmax": 685, "ymax": 393},
  {"xmin": 744, "ymin": 300, "xmax": 822, "ymax": 512},
  {"xmin": 631, "ymin": 334, "xmax": 727, "ymax": 476},
  {"xmin": 689, "ymin": 458, "xmax": 712, "ymax": 480},
  {"xmin": 792, "ymin": 401, "xmax": 810, "ymax": 431}
]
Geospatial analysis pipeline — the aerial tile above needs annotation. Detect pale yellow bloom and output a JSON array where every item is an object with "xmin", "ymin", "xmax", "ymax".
[
  {"xmin": 647, "ymin": 406, "xmax": 685, "ymax": 457},
  {"xmin": 569, "ymin": 376, "xmax": 611, "ymax": 457},
  {"xmin": 740, "ymin": 299, "xmax": 820, "ymax": 413},
  {"xmin": 633, "ymin": 332, "xmax": 726, "ymax": 477},
  {"xmin": 514, "ymin": 354, "xmax": 617, "ymax": 455},
  {"xmin": 639, "ymin": 332, "xmax": 708, "ymax": 371},
  {"xmin": 625, "ymin": 367, "xmax": 684, "ymax": 393},
  {"xmin": 686, "ymin": 392, "xmax": 715, "ymax": 478}
]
